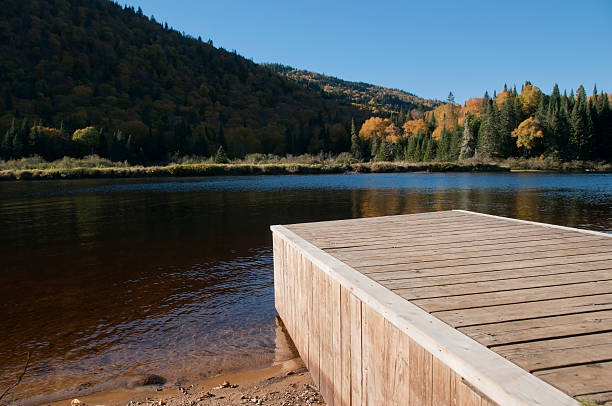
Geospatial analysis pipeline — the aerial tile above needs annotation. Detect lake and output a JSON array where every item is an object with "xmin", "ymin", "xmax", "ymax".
[{"xmin": 1, "ymin": 173, "xmax": 611, "ymax": 404}]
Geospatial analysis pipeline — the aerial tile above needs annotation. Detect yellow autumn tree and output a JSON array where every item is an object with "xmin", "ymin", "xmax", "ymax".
[
  {"xmin": 511, "ymin": 117, "xmax": 543, "ymax": 150},
  {"xmin": 431, "ymin": 104, "xmax": 460, "ymax": 140},
  {"xmin": 358, "ymin": 117, "xmax": 391, "ymax": 140},
  {"xmin": 518, "ymin": 83, "xmax": 542, "ymax": 116},
  {"xmin": 495, "ymin": 90, "xmax": 511, "ymax": 108},
  {"xmin": 402, "ymin": 119, "xmax": 429, "ymax": 137}
]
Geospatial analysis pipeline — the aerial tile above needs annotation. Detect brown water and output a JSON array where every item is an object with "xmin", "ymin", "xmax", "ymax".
[{"xmin": 1, "ymin": 173, "xmax": 611, "ymax": 404}]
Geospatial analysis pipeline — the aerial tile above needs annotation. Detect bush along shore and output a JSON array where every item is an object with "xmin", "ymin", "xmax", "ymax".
[{"xmin": 1, "ymin": 154, "xmax": 611, "ymax": 181}]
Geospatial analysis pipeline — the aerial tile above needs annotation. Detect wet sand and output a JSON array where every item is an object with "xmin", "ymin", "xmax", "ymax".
[{"xmin": 48, "ymin": 358, "xmax": 324, "ymax": 406}]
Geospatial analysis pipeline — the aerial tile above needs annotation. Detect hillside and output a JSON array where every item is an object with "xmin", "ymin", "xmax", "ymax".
[
  {"xmin": 264, "ymin": 64, "xmax": 441, "ymax": 116},
  {"xmin": 1, "ymin": 0, "xmax": 414, "ymax": 162}
]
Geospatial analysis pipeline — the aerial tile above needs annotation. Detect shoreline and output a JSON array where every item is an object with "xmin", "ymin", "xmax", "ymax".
[
  {"xmin": 48, "ymin": 357, "xmax": 324, "ymax": 406},
  {"xmin": 1, "ymin": 160, "xmax": 611, "ymax": 182},
  {"xmin": 0, "ymin": 162, "xmax": 510, "ymax": 181}
]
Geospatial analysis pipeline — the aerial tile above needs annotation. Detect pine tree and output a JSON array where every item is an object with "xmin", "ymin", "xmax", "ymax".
[
  {"xmin": 350, "ymin": 118, "xmax": 362, "ymax": 160},
  {"xmin": 477, "ymin": 98, "xmax": 500, "ymax": 158},
  {"xmin": 369, "ymin": 130, "xmax": 379, "ymax": 161},
  {"xmin": 214, "ymin": 145, "xmax": 229, "ymax": 163},
  {"xmin": 423, "ymin": 136, "xmax": 436, "ymax": 161},
  {"xmin": 498, "ymin": 97, "xmax": 517, "ymax": 157},
  {"xmin": 447, "ymin": 91, "xmax": 455, "ymax": 105},
  {"xmin": 569, "ymin": 85, "xmax": 593, "ymax": 160}
]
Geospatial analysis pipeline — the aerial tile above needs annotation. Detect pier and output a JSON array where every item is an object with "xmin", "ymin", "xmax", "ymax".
[{"xmin": 271, "ymin": 210, "xmax": 612, "ymax": 405}]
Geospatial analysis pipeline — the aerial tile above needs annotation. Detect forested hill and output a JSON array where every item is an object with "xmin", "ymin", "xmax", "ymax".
[
  {"xmin": 264, "ymin": 64, "xmax": 441, "ymax": 116},
  {"xmin": 1, "ymin": 0, "xmax": 434, "ymax": 162}
]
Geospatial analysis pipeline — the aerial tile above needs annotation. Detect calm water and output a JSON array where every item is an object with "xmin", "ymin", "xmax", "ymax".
[{"xmin": 1, "ymin": 173, "xmax": 611, "ymax": 404}]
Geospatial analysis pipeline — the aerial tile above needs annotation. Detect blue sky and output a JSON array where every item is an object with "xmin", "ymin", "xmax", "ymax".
[{"xmin": 122, "ymin": 0, "xmax": 612, "ymax": 103}]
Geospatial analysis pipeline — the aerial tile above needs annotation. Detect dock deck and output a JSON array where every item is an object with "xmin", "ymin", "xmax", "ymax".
[{"xmin": 271, "ymin": 210, "xmax": 612, "ymax": 406}]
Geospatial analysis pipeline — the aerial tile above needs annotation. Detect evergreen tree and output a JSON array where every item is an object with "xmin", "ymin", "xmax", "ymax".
[
  {"xmin": 214, "ymin": 145, "xmax": 229, "ymax": 163},
  {"xmin": 477, "ymin": 97, "xmax": 500, "ymax": 158},
  {"xmin": 498, "ymin": 97, "xmax": 517, "ymax": 157},
  {"xmin": 350, "ymin": 118, "xmax": 362, "ymax": 160},
  {"xmin": 369, "ymin": 131, "xmax": 379, "ymax": 161},
  {"xmin": 423, "ymin": 136, "xmax": 436, "ymax": 161},
  {"xmin": 569, "ymin": 85, "xmax": 593, "ymax": 160}
]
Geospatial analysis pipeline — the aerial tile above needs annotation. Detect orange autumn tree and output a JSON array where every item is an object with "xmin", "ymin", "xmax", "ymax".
[
  {"xmin": 384, "ymin": 123, "xmax": 402, "ymax": 143},
  {"xmin": 402, "ymin": 119, "xmax": 429, "ymax": 137},
  {"xmin": 462, "ymin": 97, "xmax": 484, "ymax": 116},
  {"xmin": 358, "ymin": 117, "xmax": 391, "ymax": 141},
  {"xmin": 512, "ymin": 117, "xmax": 544, "ymax": 150}
]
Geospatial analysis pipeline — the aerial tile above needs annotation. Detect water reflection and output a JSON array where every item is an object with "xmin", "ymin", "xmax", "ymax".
[{"xmin": 0, "ymin": 173, "xmax": 610, "ymax": 404}]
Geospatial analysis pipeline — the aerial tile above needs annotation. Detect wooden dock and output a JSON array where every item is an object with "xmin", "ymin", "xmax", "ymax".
[{"xmin": 271, "ymin": 210, "xmax": 612, "ymax": 406}]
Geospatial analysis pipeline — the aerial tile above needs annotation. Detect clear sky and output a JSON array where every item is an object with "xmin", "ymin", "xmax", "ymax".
[{"xmin": 121, "ymin": 0, "xmax": 612, "ymax": 103}]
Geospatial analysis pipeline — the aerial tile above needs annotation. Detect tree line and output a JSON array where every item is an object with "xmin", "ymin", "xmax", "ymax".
[{"xmin": 351, "ymin": 83, "xmax": 611, "ymax": 163}]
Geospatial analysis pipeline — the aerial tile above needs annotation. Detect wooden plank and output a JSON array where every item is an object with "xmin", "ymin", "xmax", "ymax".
[
  {"xmin": 455, "ymin": 374, "xmax": 482, "ymax": 406},
  {"xmin": 321, "ymin": 227, "xmax": 567, "ymax": 251},
  {"xmin": 325, "ymin": 229, "xmax": 567, "ymax": 254},
  {"xmin": 362, "ymin": 305, "xmax": 385, "ymax": 405},
  {"xmin": 331, "ymin": 237, "xmax": 609, "ymax": 264},
  {"xmin": 434, "ymin": 293, "xmax": 612, "ymax": 327},
  {"xmin": 340, "ymin": 286, "xmax": 352, "ymax": 406},
  {"xmin": 432, "ymin": 357, "xmax": 452, "ymax": 406},
  {"xmin": 309, "ymin": 261, "xmax": 321, "ymax": 387},
  {"xmin": 459, "ymin": 310, "xmax": 612, "ymax": 347},
  {"xmin": 349, "ymin": 293, "xmax": 362, "ymax": 406},
  {"xmin": 361, "ymin": 252, "xmax": 612, "ymax": 276},
  {"xmin": 454, "ymin": 209, "xmax": 612, "ymax": 239},
  {"xmin": 374, "ymin": 261, "xmax": 612, "ymax": 290},
  {"xmin": 409, "ymin": 339, "xmax": 433, "ymax": 406},
  {"xmin": 332, "ymin": 279, "xmax": 342, "ymax": 406},
  {"xmin": 410, "ymin": 280, "xmax": 612, "ymax": 312},
  {"xmin": 348, "ymin": 245, "xmax": 612, "ymax": 269},
  {"xmin": 387, "ymin": 319, "xmax": 410, "ymax": 405},
  {"xmin": 328, "ymin": 234, "xmax": 605, "ymax": 262},
  {"xmin": 397, "ymin": 269, "xmax": 612, "ymax": 300},
  {"xmin": 494, "ymin": 332, "xmax": 612, "ymax": 372},
  {"xmin": 288, "ymin": 213, "xmax": 482, "ymax": 237},
  {"xmin": 320, "ymin": 271, "xmax": 334, "ymax": 404},
  {"xmin": 309, "ymin": 223, "xmax": 542, "ymax": 247},
  {"xmin": 577, "ymin": 391, "xmax": 612, "ymax": 404},
  {"xmin": 534, "ymin": 361, "xmax": 612, "ymax": 397}
]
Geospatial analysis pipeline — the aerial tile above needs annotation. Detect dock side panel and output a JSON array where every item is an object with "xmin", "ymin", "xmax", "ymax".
[{"xmin": 273, "ymin": 232, "xmax": 494, "ymax": 406}]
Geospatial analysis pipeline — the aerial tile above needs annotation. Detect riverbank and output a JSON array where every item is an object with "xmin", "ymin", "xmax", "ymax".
[
  {"xmin": 49, "ymin": 357, "xmax": 324, "ymax": 406},
  {"xmin": 0, "ymin": 161, "xmax": 512, "ymax": 181},
  {"xmin": 2, "ymin": 155, "xmax": 611, "ymax": 181}
]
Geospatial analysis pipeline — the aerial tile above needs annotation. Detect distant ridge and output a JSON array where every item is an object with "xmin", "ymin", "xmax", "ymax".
[{"xmin": 263, "ymin": 64, "xmax": 441, "ymax": 116}]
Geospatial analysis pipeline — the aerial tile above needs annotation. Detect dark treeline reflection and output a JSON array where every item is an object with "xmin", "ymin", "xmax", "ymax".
[{"xmin": 0, "ymin": 173, "xmax": 610, "ymax": 404}]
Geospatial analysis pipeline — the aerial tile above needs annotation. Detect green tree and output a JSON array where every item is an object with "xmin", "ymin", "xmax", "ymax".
[
  {"xmin": 569, "ymin": 85, "xmax": 593, "ymax": 160},
  {"xmin": 214, "ymin": 145, "xmax": 229, "ymax": 163},
  {"xmin": 72, "ymin": 126, "xmax": 101, "ymax": 156},
  {"xmin": 350, "ymin": 118, "xmax": 362, "ymax": 160}
]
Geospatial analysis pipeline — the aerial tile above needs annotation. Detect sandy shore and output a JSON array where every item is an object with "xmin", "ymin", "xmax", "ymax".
[{"xmin": 48, "ymin": 358, "xmax": 324, "ymax": 406}]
